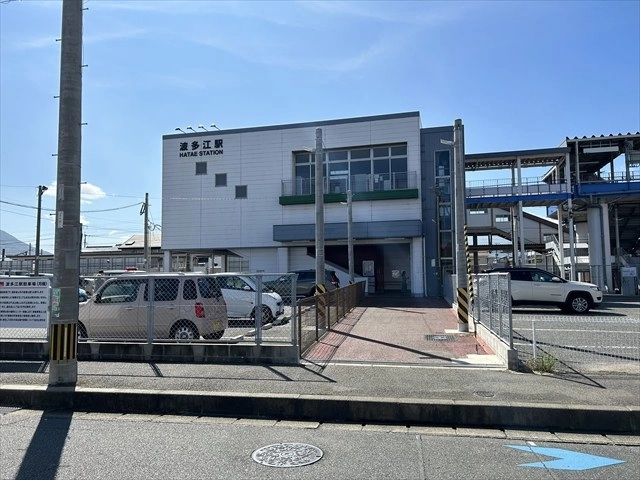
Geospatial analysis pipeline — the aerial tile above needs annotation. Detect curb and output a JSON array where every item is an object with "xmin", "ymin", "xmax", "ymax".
[{"xmin": 1, "ymin": 385, "xmax": 638, "ymax": 434}]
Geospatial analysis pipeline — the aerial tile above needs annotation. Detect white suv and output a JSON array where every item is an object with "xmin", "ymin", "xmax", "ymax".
[
  {"xmin": 486, "ymin": 267, "xmax": 603, "ymax": 314},
  {"xmin": 79, "ymin": 273, "xmax": 228, "ymax": 340}
]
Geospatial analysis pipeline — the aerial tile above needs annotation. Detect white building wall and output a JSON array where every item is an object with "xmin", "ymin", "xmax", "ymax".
[{"xmin": 162, "ymin": 115, "xmax": 422, "ymax": 251}]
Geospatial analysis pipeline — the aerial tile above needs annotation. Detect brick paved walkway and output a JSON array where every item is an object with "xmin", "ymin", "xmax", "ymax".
[{"xmin": 303, "ymin": 295, "xmax": 496, "ymax": 367}]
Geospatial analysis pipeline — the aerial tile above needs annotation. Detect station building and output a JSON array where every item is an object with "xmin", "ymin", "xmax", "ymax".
[{"xmin": 161, "ymin": 112, "xmax": 640, "ymax": 297}]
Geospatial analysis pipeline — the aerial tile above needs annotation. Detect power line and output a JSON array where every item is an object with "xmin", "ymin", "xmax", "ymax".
[{"xmin": 0, "ymin": 199, "xmax": 142, "ymax": 213}]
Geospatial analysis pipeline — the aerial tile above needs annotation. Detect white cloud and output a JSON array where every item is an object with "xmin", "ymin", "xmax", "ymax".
[{"xmin": 42, "ymin": 182, "xmax": 107, "ymax": 204}]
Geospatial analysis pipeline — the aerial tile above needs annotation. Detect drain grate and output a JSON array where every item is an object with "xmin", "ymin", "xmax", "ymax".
[
  {"xmin": 424, "ymin": 334, "xmax": 456, "ymax": 342},
  {"xmin": 0, "ymin": 406, "xmax": 21, "ymax": 415},
  {"xmin": 252, "ymin": 443, "xmax": 323, "ymax": 468},
  {"xmin": 473, "ymin": 391, "xmax": 495, "ymax": 398}
]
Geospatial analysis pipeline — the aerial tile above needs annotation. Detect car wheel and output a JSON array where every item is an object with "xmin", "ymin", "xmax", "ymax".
[
  {"xmin": 251, "ymin": 306, "xmax": 274, "ymax": 324},
  {"xmin": 261, "ymin": 306, "xmax": 274, "ymax": 324},
  {"xmin": 207, "ymin": 330, "xmax": 224, "ymax": 340},
  {"xmin": 170, "ymin": 321, "xmax": 199, "ymax": 340},
  {"xmin": 567, "ymin": 294, "xmax": 590, "ymax": 314},
  {"xmin": 77, "ymin": 322, "xmax": 87, "ymax": 339}
]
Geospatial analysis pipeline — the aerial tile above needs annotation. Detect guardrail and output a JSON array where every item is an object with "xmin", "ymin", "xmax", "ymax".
[{"xmin": 297, "ymin": 281, "xmax": 365, "ymax": 356}]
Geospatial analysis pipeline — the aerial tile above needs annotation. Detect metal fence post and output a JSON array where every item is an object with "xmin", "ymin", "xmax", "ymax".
[
  {"xmin": 507, "ymin": 274, "xmax": 513, "ymax": 349},
  {"xmin": 146, "ymin": 277, "xmax": 154, "ymax": 344},
  {"xmin": 255, "ymin": 274, "xmax": 263, "ymax": 345},
  {"xmin": 531, "ymin": 316, "xmax": 537, "ymax": 361}
]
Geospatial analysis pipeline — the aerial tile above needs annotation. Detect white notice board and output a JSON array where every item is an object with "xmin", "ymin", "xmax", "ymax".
[{"xmin": 0, "ymin": 276, "xmax": 50, "ymax": 328}]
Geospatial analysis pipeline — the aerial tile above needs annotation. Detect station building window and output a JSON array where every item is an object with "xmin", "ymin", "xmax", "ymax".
[{"xmin": 293, "ymin": 143, "xmax": 408, "ymax": 195}]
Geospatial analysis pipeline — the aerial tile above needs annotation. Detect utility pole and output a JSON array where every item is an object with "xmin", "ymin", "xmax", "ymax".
[
  {"xmin": 49, "ymin": 0, "xmax": 83, "ymax": 386},
  {"xmin": 314, "ymin": 128, "xmax": 325, "ymax": 290},
  {"xmin": 143, "ymin": 193, "xmax": 150, "ymax": 271},
  {"xmin": 347, "ymin": 189, "xmax": 354, "ymax": 283},
  {"xmin": 453, "ymin": 119, "xmax": 469, "ymax": 332},
  {"xmin": 34, "ymin": 185, "xmax": 48, "ymax": 275}
]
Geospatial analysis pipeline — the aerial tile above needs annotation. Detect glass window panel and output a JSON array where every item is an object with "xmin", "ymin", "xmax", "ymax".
[
  {"xmin": 440, "ymin": 232, "xmax": 453, "ymax": 258},
  {"xmin": 329, "ymin": 162, "xmax": 348, "ymax": 175},
  {"xmin": 215, "ymin": 173, "xmax": 226, "ymax": 187},
  {"xmin": 390, "ymin": 145, "xmax": 407, "ymax": 156},
  {"xmin": 351, "ymin": 149, "xmax": 370, "ymax": 159},
  {"xmin": 328, "ymin": 151, "xmax": 348, "ymax": 161},
  {"xmin": 390, "ymin": 158, "xmax": 407, "ymax": 173},
  {"xmin": 439, "ymin": 205, "xmax": 452, "ymax": 230},
  {"xmin": 235, "ymin": 185, "xmax": 247, "ymax": 199},
  {"xmin": 435, "ymin": 150, "xmax": 450, "ymax": 176},
  {"xmin": 436, "ymin": 178, "xmax": 451, "ymax": 197},
  {"xmin": 295, "ymin": 153, "xmax": 311, "ymax": 164},
  {"xmin": 373, "ymin": 147, "xmax": 389, "ymax": 157},
  {"xmin": 440, "ymin": 258, "xmax": 454, "ymax": 274},
  {"xmin": 373, "ymin": 159, "xmax": 389, "ymax": 174},
  {"xmin": 195, "ymin": 162, "xmax": 207, "ymax": 175},
  {"xmin": 295, "ymin": 165, "xmax": 310, "ymax": 178},
  {"xmin": 350, "ymin": 160, "xmax": 371, "ymax": 175}
]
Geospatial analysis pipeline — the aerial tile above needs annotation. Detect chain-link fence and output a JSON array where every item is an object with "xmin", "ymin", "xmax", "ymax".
[
  {"xmin": 1, "ymin": 273, "xmax": 365, "ymax": 355},
  {"xmin": 513, "ymin": 315, "xmax": 640, "ymax": 374},
  {"xmin": 472, "ymin": 273, "xmax": 513, "ymax": 348}
]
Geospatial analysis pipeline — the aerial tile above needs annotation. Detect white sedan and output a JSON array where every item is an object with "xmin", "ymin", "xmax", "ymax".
[{"xmin": 214, "ymin": 274, "xmax": 283, "ymax": 324}]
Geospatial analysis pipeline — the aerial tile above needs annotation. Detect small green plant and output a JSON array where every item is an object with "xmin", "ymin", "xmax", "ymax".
[{"xmin": 528, "ymin": 353, "xmax": 557, "ymax": 373}]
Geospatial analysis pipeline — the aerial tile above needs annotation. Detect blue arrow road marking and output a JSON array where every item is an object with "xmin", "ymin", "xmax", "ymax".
[{"xmin": 506, "ymin": 445, "xmax": 625, "ymax": 471}]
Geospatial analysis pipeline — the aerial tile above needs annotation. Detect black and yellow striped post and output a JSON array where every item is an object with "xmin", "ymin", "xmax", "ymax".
[
  {"xmin": 49, "ymin": 322, "xmax": 78, "ymax": 362},
  {"xmin": 455, "ymin": 225, "xmax": 472, "ymax": 331},
  {"xmin": 464, "ymin": 224, "xmax": 474, "ymax": 311},
  {"xmin": 456, "ymin": 287, "xmax": 470, "ymax": 326}
]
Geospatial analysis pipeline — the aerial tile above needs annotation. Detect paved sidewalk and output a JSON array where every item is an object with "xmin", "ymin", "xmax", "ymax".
[
  {"xmin": 1, "ymin": 295, "xmax": 639, "ymax": 434},
  {"xmin": 303, "ymin": 296, "xmax": 499, "ymax": 367}
]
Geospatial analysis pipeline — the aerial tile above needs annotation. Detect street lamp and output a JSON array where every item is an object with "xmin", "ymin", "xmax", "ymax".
[
  {"xmin": 186, "ymin": 126, "xmax": 197, "ymax": 133},
  {"xmin": 314, "ymin": 128, "xmax": 325, "ymax": 289},
  {"xmin": 175, "ymin": 127, "xmax": 187, "ymax": 134},
  {"xmin": 341, "ymin": 190, "xmax": 355, "ymax": 283},
  {"xmin": 34, "ymin": 185, "xmax": 48, "ymax": 276},
  {"xmin": 198, "ymin": 124, "xmax": 209, "ymax": 132}
]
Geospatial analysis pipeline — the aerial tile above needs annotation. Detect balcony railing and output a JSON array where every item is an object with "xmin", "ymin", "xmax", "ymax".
[{"xmin": 281, "ymin": 171, "xmax": 417, "ymax": 196}]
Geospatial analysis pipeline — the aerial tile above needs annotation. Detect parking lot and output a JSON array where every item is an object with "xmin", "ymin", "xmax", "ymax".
[{"xmin": 510, "ymin": 295, "xmax": 640, "ymax": 374}]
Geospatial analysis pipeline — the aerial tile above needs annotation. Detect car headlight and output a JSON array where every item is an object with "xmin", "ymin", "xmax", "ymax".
[{"xmin": 590, "ymin": 286, "xmax": 600, "ymax": 292}]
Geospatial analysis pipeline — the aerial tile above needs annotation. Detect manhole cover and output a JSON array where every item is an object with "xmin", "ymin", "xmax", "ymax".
[
  {"xmin": 473, "ymin": 391, "xmax": 495, "ymax": 398},
  {"xmin": 252, "ymin": 443, "xmax": 323, "ymax": 468},
  {"xmin": 424, "ymin": 334, "xmax": 455, "ymax": 341}
]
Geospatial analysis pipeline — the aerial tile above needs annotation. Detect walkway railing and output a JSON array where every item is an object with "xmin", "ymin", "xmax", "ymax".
[{"xmin": 297, "ymin": 281, "xmax": 366, "ymax": 356}]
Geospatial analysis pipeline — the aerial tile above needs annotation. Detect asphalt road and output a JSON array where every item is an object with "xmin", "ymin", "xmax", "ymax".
[{"xmin": 1, "ymin": 409, "xmax": 638, "ymax": 480}]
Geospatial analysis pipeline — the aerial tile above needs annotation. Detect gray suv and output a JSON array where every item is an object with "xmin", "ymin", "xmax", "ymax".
[{"xmin": 264, "ymin": 269, "xmax": 339, "ymax": 299}]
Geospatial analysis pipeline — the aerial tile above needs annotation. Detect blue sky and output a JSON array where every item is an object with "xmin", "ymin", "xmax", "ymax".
[{"xmin": 1, "ymin": 0, "xmax": 639, "ymax": 253}]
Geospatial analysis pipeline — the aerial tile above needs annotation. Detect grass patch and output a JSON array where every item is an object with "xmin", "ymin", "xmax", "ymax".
[{"xmin": 527, "ymin": 352, "xmax": 557, "ymax": 373}]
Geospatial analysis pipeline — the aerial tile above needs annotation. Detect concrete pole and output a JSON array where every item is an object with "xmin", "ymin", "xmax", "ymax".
[
  {"xmin": 567, "ymin": 150, "xmax": 576, "ymax": 281},
  {"xmin": 453, "ymin": 119, "xmax": 469, "ymax": 331},
  {"xmin": 347, "ymin": 189, "xmax": 354, "ymax": 283},
  {"xmin": 34, "ymin": 185, "xmax": 48, "ymax": 276},
  {"xmin": 49, "ymin": 0, "xmax": 83, "ymax": 386},
  {"xmin": 144, "ymin": 193, "xmax": 150, "ymax": 271},
  {"xmin": 517, "ymin": 157, "xmax": 525, "ymax": 266},
  {"xmin": 314, "ymin": 128, "xmax": 325, "ymax": 289}
]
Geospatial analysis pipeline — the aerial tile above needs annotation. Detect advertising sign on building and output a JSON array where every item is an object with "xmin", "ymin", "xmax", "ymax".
[{"xmin": 0, "ymin": 276, "xmax": 50, "ymax": 328}]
